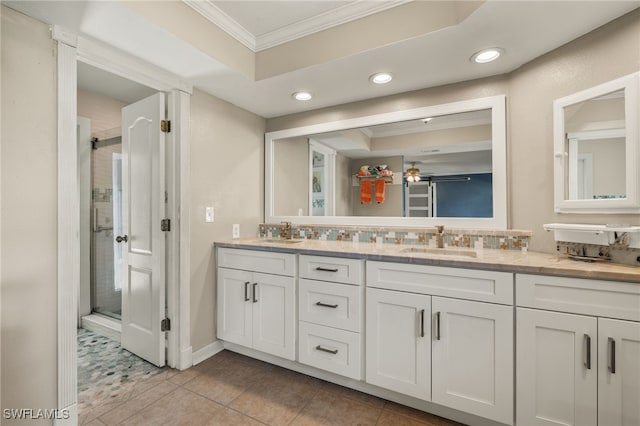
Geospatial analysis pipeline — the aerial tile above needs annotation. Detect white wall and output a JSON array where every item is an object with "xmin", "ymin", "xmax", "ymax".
[
  {"xmin": 1, "ymin": 5, "xmax": 58, "ymax": 419},
  {"xmin": 78, "ymin": 89, "xmax": 127, "ymax": 138}
]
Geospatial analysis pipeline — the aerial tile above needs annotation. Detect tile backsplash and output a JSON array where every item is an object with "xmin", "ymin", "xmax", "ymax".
[{"xmin": 259, "ymin": 224, "xmax": 532, "ymax": 251}]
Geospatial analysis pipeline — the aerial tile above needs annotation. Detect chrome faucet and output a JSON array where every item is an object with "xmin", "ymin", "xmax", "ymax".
[
  {"xmin": 435, "ymin": 225, "xmax": 445, "ymax": 248},
  {"xmin": 280, "ymin": 221, "xmax": 292, "ymax": 239}
]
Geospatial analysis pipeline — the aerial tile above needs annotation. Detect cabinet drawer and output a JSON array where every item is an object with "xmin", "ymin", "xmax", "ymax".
[
  {"xmin": 299, "ymin": 279, "xmax": 362, "ymax": 332},
  {"xmin": 516, "ymin": 273, "xmax": 640, "ymax": 321},
  {"xmin": 367, "ymin": 261, "xmax": 513, "ymax": 305},
  {"xmin": 300, "ymin": 255, "xmax": 363, "ymax": 285},
  {"xmin": 298, "ymin": 321, "xmax": 362, "ymax": 380},
  {"xmin": 217, "ymin": 248, "xmax": 295, "ymax": 277}
]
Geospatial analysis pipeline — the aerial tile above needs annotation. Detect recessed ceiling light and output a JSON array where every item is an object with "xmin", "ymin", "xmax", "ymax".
[
  {"xmin": 470, "ymin": 48, "xmax": 504, "ymax": 64},
  {"xmin": 369, "ymin": 72, "xmax": 393, "ymax": 84},
  {"xmin": 421, "ymin": 117, "xmax": 434, "ymax": 123},
  {"xmin": 292, "ymin": 91, "xmax": 312, "ymax": 101}
]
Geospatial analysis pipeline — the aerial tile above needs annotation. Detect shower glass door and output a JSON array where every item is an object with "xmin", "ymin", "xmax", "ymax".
[{"xmin": 91, "ymin": 141, "xmax": 122, "ymax": 319}]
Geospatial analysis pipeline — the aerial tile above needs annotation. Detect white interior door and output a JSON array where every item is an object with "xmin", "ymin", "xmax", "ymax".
[{"xmin": 120, "ymin": 93, "xmax": 166, "ymax": 367}]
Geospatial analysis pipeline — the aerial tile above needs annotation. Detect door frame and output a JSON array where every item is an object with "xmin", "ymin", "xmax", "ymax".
[{"xmin": 53, "ymin": 26, "xmax": 193, "ymax": 421}]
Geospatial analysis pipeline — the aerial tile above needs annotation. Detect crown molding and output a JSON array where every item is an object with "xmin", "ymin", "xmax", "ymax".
[
  {"xmin": 255, "ymin": 0, "xmax": 411, "ymax": 51},
  {"xmin": 183, "ymin": 0, "xmax": 257, "ymax": 51},
  {"xmin": 182, "ymin": 0, "xmax": 411, "ymax": 53}
]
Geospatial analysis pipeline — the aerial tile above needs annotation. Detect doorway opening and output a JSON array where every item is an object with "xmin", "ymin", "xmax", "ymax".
[
  {"xmin": 56, "ymin": 33, "xmax": 192, "ymax": 421},
  {"xmin": 77, "ymin": 63, "xmax": 167, "ymax": 416},
  {"xmin": 77, "ymin": 62, "xmax": 157, "ymax": 341}
]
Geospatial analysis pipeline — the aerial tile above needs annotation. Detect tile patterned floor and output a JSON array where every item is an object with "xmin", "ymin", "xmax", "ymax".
[
  {"xmin": 78, "ymin": 329, "xmax": 163, "ymax": 414},
  {"xmin": 79, "ymin": 345, "xmax": 465, "ymax": 426}
]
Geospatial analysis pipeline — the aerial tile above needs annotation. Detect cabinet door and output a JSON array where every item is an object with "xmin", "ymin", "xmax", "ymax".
[
  {"xmin": 598, "ymin": 318, "xmax": 640, "ymax": 426},
  {"xmin": 432, "ymin": 297, "xmax": 513, "ymax": 424},
  {"xmin": 251, "ymin": 272, "xmax": 296, "ymax": 360},
  {"xmin": 217, "ymin": 268, "xmax": 253, "ymax": 347},
  {"xmin": 365, "ymin": 288, "xmax": 431, "ymax": 400},
  {"xmin": 516, "ymin": 308, "xmax": 597, "ymax": 426}
]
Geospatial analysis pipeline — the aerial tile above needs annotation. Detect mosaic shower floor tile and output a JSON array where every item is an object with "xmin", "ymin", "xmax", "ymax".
[{"xmin": 77, "ymin": 329, "xmax": 162, "ymax": 414}]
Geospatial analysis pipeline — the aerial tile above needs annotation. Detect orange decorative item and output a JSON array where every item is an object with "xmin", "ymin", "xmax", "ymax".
[
  {"xmin": 375, "ymin": 179, "xmax": 386, "ymax": 204},
  {"xmin": 360, "ymin": 180, "xmax": 372, "ymax": 204}
]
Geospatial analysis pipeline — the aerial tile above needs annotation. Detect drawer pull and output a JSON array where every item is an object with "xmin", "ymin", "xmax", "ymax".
[
  {"xmin": 584, "ymin": 334, "xmax": 592, "ymax": 370},
  {"xmin": 608, "ymin": 337, "xmax": 616, "ymax": 374},
  {"xmin": 252, "ymin": 283, "xmax": 258, "ymax": 303},
  {"xmin": 435, "ymin": 312, "xmax": 441, "ymax": 341},
  {"xmin": 316, "ymin": 267, "xmax": 339, "ymax": 272},
  {"xmin": 315, "ymin": 345, "xmax": 338, "ymax": 355},
  {"xmin": 315, "ymin": 301, "xmax": 339, "ymax": 309},
  {"xmin": 244, "ymin": 281, "xmax": 250, "ymax": 301},
  {"xmin": 419, "ymin": 309, "xmax": 425, "ymax": 338}
]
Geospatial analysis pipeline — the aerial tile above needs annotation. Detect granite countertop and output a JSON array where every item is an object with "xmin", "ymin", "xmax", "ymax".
[{"xmin": 215, "ymin": 238, "xmax": 640, "ymax": 283}]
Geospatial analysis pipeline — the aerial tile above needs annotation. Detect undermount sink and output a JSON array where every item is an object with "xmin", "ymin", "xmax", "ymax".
[
  {"xmin": 262, "ymin": 238, "xmax": 304, "ymax": 244},
  {"xmin": 400, "ymin": 247, "xmax": 478, "ymax": 258}
]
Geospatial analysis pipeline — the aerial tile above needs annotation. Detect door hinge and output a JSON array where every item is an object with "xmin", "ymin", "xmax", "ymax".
[
  {"xmin": 160, "ymin": 120, "xmax": 171, "ymax": 133},
  {"xmin": 161, "ymin": 318, "xmax": 171, "ymax": 332},
  {"xmin": 161, "ymin": 218, "xmax": 171, "ymax": 232}
]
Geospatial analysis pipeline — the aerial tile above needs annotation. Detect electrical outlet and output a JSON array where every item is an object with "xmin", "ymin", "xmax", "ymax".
[
  {"xmin": 205, "ymin": 207, "xmax": 214, "ymax": 223},
  {"xmin": 232, "ymin": 224, "xmax": 240, "ymax": 239}
]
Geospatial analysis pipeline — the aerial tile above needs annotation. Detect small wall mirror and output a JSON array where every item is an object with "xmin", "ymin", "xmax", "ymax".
[
  {"xmin": 553, "ymin": 72, "xmax": 639, "ymax": 213},
  {"xmin": 266, "ymin": 95, "xmax": 507, "ymax": 229}
]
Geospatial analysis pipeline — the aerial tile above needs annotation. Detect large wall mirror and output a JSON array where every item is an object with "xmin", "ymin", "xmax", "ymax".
[
  {"xmin": 553, "ymin": 72, "xmax": 639, "ymax": 213},
  {"xmin": 266, "ymin": 95, "xmax": 507, "ymax": 229}
]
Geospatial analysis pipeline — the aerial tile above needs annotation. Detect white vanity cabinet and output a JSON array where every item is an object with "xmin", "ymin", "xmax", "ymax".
[
  {"xmin": 366, "ymin": 287, "xmax": 432, "ymax": 399},
  {"xmin": 516, "ymin": 274, "xmax": 640, "ymax": 426},
  {"xmin": 366, "ymin": 261, "xmax": 514, "ymax": 425},
  {"xmin": 297, "ymin": 255, "xmax": 364, "ymax": 380},
  {"xmin": 217, "ymin": 248, "xmax": 296, "ymax": 360},
  {"xmin": 431, "ymin": 296, "xmax": 513, "ymax": 424}
]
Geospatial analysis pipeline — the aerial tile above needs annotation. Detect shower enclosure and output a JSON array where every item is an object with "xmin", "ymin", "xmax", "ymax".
[{"xmin": 90, "ymin": 138, "xmax": 123, "ymax": 320}]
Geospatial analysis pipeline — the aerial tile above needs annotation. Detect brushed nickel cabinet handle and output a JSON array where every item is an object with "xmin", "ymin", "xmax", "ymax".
[
  {"xmin": 252, "ymin": 283, "xmax": 258, "ymax": 303},
  {"xmin": 420, "ymin": 309, "xmax": 425, "ymax": 338},
  {"xmin": 244, "ymin": 281, "xmax": 250, "ymax": 301},
  {"xmin": 315, "ymin": 267, "xmax": 339, "ymax": 272},
  {"xmin": 315, "ymin": 301, "xmax": 339, "ymax": 309},
  {"xmin": 584, "ymin": 334, "xmax": 592, "ymax": 370},
  {"xmin": 435, "ymin": 312, "xmax": 441, "ymax": 341},
  {"xmin": 315, "ymin": 345, "xmax": 338, "ymax": 355},
  {"xmin": 608, "ymin": 337, "xmax": 616, "ymax": 374}
]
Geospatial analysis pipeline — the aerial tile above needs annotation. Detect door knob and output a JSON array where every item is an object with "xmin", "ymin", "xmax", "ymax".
[{"xmin": 115, "ymin": 235, "xmax": 128, "ymax": 243}]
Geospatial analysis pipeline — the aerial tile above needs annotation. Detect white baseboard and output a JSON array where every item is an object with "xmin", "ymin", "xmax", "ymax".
[
  {"xmin": 191, "ymin": 340, "xmax": 224, "ymax": 366},
  {"xmin": 178, "ymin": 346, "xmax": 193, "ymax": 371},
  {"xmin": 81, "ymin": 314, "xmax": 121, "ymax": 342},
  {"xmin": 53, "ymin": 403, "xmax": 77, "ymax": 426}
]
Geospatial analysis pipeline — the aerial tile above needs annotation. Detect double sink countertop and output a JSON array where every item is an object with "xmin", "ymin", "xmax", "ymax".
[{"xmin": 215, "ymin": 238, "xmax": 640, "ymax": 284}]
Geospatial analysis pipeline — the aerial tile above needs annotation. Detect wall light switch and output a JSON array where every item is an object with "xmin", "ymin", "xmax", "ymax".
[
  {"xmin": 205, "ymin": 207, "xmax": 214, "ymax": 223},
  {"xmin": 232, "ymin": 224, "xmax": 240, "ymax": 239}
]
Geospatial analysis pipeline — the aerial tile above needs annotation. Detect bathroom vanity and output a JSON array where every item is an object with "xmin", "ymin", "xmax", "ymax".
[{"xmin": 214, "ymin": 239, "xmax": 640, "ymax": 426}]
